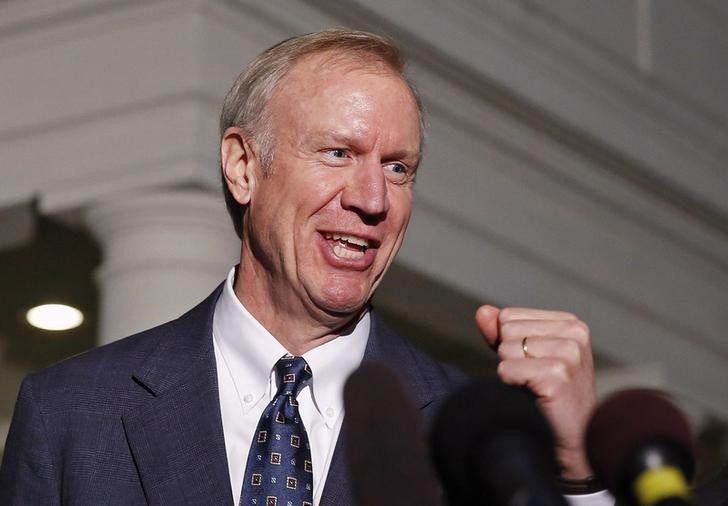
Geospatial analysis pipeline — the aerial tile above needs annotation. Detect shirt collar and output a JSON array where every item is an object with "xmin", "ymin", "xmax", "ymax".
[
  {"xmin": 302, "ymin": 309, "xmax": 369, "ymax": 428},
  {"xmin": 213, "ymin": 267, "xmax": 369, "ymax": 426},
  {"xmin": 213, "ymin": 267, "xmax": 289, "ymax": 413}
]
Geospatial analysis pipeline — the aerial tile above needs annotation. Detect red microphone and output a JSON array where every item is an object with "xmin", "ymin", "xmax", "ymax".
[{"xmin": 586, "ymin": 389, "xmax": 695, "ymax": 506}]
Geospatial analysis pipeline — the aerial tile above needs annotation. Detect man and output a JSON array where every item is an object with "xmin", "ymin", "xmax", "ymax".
[{"xmin": 0, "ymin": 29, "xmax": 603, "ymax": 505}]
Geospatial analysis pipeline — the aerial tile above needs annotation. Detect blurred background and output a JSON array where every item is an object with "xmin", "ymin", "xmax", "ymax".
[{"xmin": 1, "ymin": 0, "xmax": 727, "ymax": 483}]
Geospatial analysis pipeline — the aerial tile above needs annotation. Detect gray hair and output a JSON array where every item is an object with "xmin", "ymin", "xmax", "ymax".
[{"xmin": 219, "ymin": 28, "xmax": 423, "ymax": 239}]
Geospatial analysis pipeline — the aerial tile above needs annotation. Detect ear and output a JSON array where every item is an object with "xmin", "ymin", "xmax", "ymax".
[{"xmin": 221, "ymin": 126, "xmax": 259, "ymax": 206}]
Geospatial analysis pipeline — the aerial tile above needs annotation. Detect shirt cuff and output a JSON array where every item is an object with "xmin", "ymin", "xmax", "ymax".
[{"xmin": 564, "ymin": 490, "xmax": 615, "ymax": 506}]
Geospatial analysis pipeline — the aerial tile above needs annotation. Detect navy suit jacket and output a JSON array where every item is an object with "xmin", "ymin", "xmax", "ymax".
[{"xmin": 0, "ymin": 285, "xmax": 468, "ymax": 505}]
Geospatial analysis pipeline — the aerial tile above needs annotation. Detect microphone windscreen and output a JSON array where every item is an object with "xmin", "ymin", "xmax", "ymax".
[
  {"xmin": 585, "ymin": 389, "xmax": 694, "ymax": 494},
  {"xmin": 431, "ymin": 380, "xmax": 562, "ymax": 506},
  {"xmin": 343, "ymin": 362, "xmax": 443, "ymax": 506}
]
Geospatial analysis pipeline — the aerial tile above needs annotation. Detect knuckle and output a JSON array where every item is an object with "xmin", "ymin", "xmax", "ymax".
[
  {"xmin": 499, "ymin": 307, "xmax": 516, "ymax": 321},
  {"xmin": 496, "ymin": 361, "xmax": 508, "ymax": 378},
  {"xmin": 541, "ymin": 382, "xmax": 558, "ymax": 398},
  {"xmin": 549, "ymin": 361, "xmax": 570, "ymax": 382},
  {"xmin": 569, "ymin": 320, "xmax": 590, "ymax": 343},
  {"xmin": 575, "ymin": 319, "xmax": 590, "ymax": 335},
  {"xmin": 560, "ymin": 339, "xmax": 581, "ymax": 363},
  {"xmin": 500, "ymin": 320, "xmax": 516, "ymax": 337},
  {"xmin": 497, "ymin": 344, "xmax": 509, "ymax": 360}
]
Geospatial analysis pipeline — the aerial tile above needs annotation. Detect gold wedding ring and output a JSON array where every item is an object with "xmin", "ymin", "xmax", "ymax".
[{"xmin": 522, "ymin": 336, "xmax": 531, "ymax": 358}]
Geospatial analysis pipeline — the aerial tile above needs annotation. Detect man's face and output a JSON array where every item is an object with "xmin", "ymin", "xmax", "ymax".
[{"xmin": 242, "ymin": 54, "xmax": 421, "ymax": 321}]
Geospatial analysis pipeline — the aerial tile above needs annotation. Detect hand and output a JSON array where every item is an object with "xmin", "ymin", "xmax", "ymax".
[{"xmin": 475, "ymin": 305, "xmax": 596, "ymax": 479}]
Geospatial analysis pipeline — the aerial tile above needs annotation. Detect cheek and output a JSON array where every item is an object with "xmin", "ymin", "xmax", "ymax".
[
  {"xmin": 294, "ymin": 172, "xmax": 343, "ymax": 213},
  {"xmin": 389, "ymin": 195, "xmax": 413, "ymax": 234},
  {"xmin": 302, "ymin": 186, "xmax": 349, "ymax": 223},
  {"xmin": 312, "ymin": 177, "xmax": 335, "ymax": 195}
]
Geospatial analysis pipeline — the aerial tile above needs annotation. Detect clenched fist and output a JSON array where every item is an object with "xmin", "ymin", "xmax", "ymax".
[{"xmin": 476, "ymin": 305, "xmax": 596, "ymax": 479}]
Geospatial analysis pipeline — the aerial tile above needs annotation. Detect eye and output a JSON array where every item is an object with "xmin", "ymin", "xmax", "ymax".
[
  {"xmin": 321, "ymin": 148, "xmax": 351, "ymax": 166},
  {"xmin": 383, "ymin": 162, "xmax": 410, "ymax": 183}
]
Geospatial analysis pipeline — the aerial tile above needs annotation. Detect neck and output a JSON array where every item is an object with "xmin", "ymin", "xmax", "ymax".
[{"xmin": 233, "ymin": 260, "xmax": 365, "ymax": 356}]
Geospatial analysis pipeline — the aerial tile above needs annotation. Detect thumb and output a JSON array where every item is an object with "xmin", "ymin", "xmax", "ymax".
[{"xmin": 475, "ymin": 304, "xmax": 501, "ymax": 350}]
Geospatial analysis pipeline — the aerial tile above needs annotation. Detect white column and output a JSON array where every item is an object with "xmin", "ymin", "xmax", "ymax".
[{"xmin": 86, "ymin": 188, "xmax": 240, "ymax": 344}]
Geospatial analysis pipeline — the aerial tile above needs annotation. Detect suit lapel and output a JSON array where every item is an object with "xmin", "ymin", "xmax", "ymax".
[
  {"xmin": 118, "ymin": 290, "xmax": 444, "ymax": 506},
  {"xmin": 122, "ymin": 286, "xmax": 234, "ymax": 505},
  {"xmin": 319, "ymin": 311, "xmax": 440, "ymax": 506},
  {"xmin": 317, "ymin": 434, "xmax": 352, "ymax": 506}
]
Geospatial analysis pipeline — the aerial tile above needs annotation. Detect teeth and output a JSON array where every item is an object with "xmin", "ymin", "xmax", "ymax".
[
  {"xmin": 324, "ymin": 233, "xmax": 370, "ymax": 248},
  {"xmin": 333, "ymin": 244, "xmax": 365, "ymax": 259}
]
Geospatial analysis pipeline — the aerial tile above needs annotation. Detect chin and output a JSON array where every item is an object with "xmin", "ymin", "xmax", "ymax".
[
  {"xmin": 313, "ymin": 284, "xmax": 371, "ymax": 318},
  {"xmin": 316, "ymin": 295, "xmax": 368, "ymax": 317}
]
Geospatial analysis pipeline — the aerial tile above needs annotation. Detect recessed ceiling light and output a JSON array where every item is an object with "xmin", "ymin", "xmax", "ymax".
[{"xmin": 26, "ymin": 304, "xmax": 84, "ymax": 331}]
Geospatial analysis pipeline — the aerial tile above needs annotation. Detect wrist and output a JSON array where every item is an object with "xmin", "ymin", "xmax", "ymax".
[{"xmin": 557, "ymin": 447, "xmax": 593, "ymax": 480}]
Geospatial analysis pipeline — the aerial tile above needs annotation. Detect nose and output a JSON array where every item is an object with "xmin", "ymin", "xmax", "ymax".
[{"xmin": 341, "ymin": 161, "xmax": 389, "ymax": 223}]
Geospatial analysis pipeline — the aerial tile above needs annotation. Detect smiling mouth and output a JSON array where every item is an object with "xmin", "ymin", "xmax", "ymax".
[{"xmin": 323, "ymin": 233, "xmax": 371, "ymax": 260}]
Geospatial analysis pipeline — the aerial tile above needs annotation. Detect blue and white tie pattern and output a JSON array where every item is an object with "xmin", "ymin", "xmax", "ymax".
[{"xmin": 240, "ymin": 356, "xmax": 313, "ymax": 506}]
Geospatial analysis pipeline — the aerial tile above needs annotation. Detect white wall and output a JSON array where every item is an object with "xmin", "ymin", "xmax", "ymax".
[{"xmin": 1, "ymin": 0, "xmax": 726, "ymax": 422}]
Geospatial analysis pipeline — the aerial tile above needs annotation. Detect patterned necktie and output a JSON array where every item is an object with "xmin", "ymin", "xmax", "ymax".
[{"xmin": 240, "ymin": 356, "xmax": 314, "ymax": 506}]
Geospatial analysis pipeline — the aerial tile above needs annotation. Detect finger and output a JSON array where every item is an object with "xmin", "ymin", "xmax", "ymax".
[
  {"xmin": 499, "ymin": 307, "xmax": 577, "ymax": 323},
  {"xmin": 475, "ymin": 305, "xmax": 501, "ymax": 349},
  {"xmin": 499, "ymin": 319, "xmax": 590, "ymax": 345},
  {"xmin": 497, "ymin": 336, "xmax": 584, "ymax": 365},
  {"xmin": 497, "ymin": 357, "xmax": 571, "ymax": 396}
]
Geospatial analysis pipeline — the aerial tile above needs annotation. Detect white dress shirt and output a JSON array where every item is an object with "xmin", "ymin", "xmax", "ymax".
[
  {"xmin": 212, "ymin": 268, "xmax": 613, "ymax": 506},
  {"xmin": 213, "ymin": 267, "xmax": 369, "ymax": 505}
]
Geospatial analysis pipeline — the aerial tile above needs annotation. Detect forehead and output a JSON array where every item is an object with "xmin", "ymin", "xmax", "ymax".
[
  {"xmin": 267, "ymin": 52, "xmax": 422, "ymax": 141},
  {"xmin": 278, "ymin": 50, "xmax": 410, "ymax": 96}
]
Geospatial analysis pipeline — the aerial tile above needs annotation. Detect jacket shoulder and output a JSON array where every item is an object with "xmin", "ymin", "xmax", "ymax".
[
  {"xmin": 24, "ymin": 284, "xmax": 222, "ymax": 413},
  {"xmin": 367, "ymin": 311, "xmax": 472, "ymax": 408},
  {"xmin": 25, "ymin": 318, "xmax": 174, "ymax": 413}
]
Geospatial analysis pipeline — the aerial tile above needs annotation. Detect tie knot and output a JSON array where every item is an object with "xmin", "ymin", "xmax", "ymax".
[{"xmin": 274, "ymin": 356, "xmax": 311, "ymax": 398}]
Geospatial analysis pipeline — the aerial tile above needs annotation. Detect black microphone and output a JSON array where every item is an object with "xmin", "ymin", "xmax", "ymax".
[
  {"xmin": 343, "ymin": 362, "xmax": 444, "ymax": 506},
  {"xmin": 430, "ymin": 380, "xmax": 568, "ymax": 506},
  {"xmin": 585, "ymin": 388, "xmax": 695, "ymax": 506}
]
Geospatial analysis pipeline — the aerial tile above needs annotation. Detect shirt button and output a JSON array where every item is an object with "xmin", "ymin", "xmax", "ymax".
[
  {"xmin": 325, "ymin": 407, "xmax": 335, "ymax": 418},
  {"xmin": 243, "ymin": 393, "xmax": 253, "ymax": 403}
]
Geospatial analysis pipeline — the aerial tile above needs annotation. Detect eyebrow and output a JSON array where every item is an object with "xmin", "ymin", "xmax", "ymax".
[
  {"xmin": 385, "ymin": 149, "xmax": 422, "ymax": 166},
  {"xmin": 320, "ymin": 131, "xmax": 421, "ymax": 163}
]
